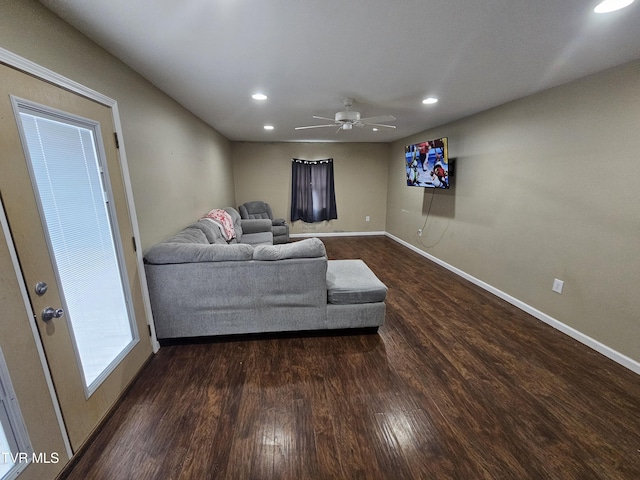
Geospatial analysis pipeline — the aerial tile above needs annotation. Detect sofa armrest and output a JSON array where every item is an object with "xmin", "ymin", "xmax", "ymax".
[
  {"xmin": 144, "ymin": 242, "xmax": 253, "ymax": 264},
  {"xmin": 272, "ymin": 218, "xmax": 286, "ymax": 226},
  {"xmin": 240, "ymin": 218, "xmax": 272, "ymax": 234}
]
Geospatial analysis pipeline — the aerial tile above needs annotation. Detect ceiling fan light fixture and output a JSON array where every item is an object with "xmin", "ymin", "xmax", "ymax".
[{"xmin": 594, "ymin": 0, "xmax": 635, "ymax": 13}]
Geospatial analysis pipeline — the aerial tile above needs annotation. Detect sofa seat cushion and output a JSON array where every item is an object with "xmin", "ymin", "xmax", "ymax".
[{"xmin": 326, "ymin": 260, "xmax": 387, "ymax": 305}]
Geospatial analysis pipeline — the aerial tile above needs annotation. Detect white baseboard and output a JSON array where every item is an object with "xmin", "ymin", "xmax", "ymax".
[
  {"xmin": 290, "ymin": 231, "xmax": 386, "ymax": 238},
  {"xmin": 385, "ymin": 232, "xmax": 640, "ymax": 376}
]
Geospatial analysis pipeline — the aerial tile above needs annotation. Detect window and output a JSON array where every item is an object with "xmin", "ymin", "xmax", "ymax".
[
  {"xmin": 290, "ymin": 158, "xmax": 338, "ymax": 223},
  {"xmin": 0, "ymin": 348, "xmax": 33, "ymax": 480}
]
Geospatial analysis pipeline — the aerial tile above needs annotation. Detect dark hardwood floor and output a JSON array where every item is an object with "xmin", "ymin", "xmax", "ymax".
[{"xmin": 63, "ymin": 236, "xmax": 640, "ymax": 479}]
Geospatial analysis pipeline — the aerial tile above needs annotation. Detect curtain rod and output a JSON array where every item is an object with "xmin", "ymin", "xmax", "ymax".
[{"xmin": 292, "ymin": 158, "xmax": 333, "ymax": 165}]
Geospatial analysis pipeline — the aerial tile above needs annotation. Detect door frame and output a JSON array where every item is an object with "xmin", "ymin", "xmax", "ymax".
[
  {"xmin": 0, "ymin": 45, "xmax": 160, "ymax": 460},
  {"xmin": 0, "ymin": 46, "xmax": 159, "ymax": 355}
]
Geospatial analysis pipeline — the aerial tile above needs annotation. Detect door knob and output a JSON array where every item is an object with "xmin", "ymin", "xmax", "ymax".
[{"xmin": 42, "ymin": 307, "xmax": 64, "ymax": 322}]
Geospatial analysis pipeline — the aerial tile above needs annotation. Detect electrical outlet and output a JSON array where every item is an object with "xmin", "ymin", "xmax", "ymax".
[
  {"xmin": 417, "ymin": 229, "xmax": 423, "ymax": 236},
  {"xmin": 552, "ymin": 278, "xmax": 564, "ymax": 294},
  {"xmin": 365, "ymin": 215, "xmax": 370, "ymax": 222}
]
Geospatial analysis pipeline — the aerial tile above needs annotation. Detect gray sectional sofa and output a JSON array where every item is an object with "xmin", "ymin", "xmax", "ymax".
[{"xmin": 144, "ymin": 208, "xmax": 387, "ymax": 340}]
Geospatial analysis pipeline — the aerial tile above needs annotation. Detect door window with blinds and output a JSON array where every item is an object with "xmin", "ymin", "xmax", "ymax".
[{"xmin": 12, "ymin": 98, "xmax": 138, "ymax": 396}]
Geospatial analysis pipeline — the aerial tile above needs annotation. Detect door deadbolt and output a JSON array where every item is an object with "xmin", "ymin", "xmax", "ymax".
[
  {"xmin": 42, "ymin": 307, "xmax": 64, "ymax": 322},
  {"xmin": 35, "ymin": 281, "xmax": 48, "ymax": 296}
]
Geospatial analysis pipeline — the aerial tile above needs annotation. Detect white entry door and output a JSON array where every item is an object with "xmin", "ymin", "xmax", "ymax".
[{"xmin": 0, "ymin": 63, "xmax": 152, "ymax": 452}]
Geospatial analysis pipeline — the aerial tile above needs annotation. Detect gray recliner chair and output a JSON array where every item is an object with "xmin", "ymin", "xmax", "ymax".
[{"xmin": 239, "ymin": 201, "xmax": 290, "ymax": 244}]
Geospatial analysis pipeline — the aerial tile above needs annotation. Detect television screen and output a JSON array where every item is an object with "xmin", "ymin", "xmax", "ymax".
[{"xmin": 405, "ymin": 137, "xmax": 449, "ymax": 188}]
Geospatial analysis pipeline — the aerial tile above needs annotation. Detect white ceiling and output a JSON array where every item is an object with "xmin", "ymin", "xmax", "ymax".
[{"xmin": 40, "ymin": 0, "xmax": 640, "ymax": 143}]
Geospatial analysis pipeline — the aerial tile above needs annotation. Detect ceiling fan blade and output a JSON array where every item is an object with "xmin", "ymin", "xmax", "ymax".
[
  {"xmin": 360, "ymin": 114, "xmax": 396, "ymax": 124},
  {"xmin": 312, "ymin": 115, "xmax": 336, "ymax": 122},
  {"xmin": 366, "ymin": 123, "xmax": 397, "ymax": 129},
  {"xmin": 295, "ymin": 124, "xmax": 338, "ymax": 130}
]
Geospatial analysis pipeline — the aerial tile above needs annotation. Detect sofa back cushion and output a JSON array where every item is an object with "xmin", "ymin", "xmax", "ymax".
[
  {"xmin": 144, "ymin": 242, "xmax": 254, "ymax": 265},
  {"xmin": 190, "ymin": 219, "xmax": 226, "ymax": 244},
  {"xmin": 253, "ymin": 237, "xmax": 326, "ymax": 261},
  {"xmin": 224, "ymin": 207, "xmax": 243, "ymax": 240},
  {"xmin": 164, "ymin": 227, "xmax": 208, "ymax": 244}
]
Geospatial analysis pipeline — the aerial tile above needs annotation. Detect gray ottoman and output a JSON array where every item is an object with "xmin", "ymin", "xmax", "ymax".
[{"xmin": 325, "ymin": 259, "xmax": 387, "ymax": 330}]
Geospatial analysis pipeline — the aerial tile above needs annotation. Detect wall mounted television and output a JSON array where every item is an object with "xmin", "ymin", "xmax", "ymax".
[{"xmin": 405, "ymin": 137, "xmax": 449, "ymax": 188}]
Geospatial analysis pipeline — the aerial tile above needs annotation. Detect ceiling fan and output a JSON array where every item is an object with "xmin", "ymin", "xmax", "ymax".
[{"xmin": 295, "ymin": 98, "xmax": 396, "ymax": 133}]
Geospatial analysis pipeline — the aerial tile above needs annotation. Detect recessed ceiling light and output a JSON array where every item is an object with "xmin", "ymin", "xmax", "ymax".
[
  {"xmin": 594, "ymin": 0, "xmax": 635, "ymax": 13},
  {"xmin": 372, "ymin": 128, "xmax": 379, "ymax": 132},
  {"xmin": 252, "ymin": 93, "xmax": 268, "ymax": 100},
  {"xmin": 263, "ymin": 125, "xmax": 274, "ymax": 130},
  {"xmin": 422, "ymin": 97, "xmax": 438, "ymax": 105}
]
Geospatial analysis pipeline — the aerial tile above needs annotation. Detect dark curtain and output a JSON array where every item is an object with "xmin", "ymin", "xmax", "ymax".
[{"xmin": 291, "ymin": 158, "xmax": 338, "ymax": 223}]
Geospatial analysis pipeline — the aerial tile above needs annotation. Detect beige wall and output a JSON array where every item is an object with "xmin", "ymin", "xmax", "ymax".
[
  {"xmin": 387, "ymin": 60, "xmax": 640, "ymax": 363},
  {"xmin": 0, "ymin": 0, "xmax": 235, "ymax": 251},
  {"xmin": 232, "ymin": 142, "xmax": 390, "ymax": 235}
]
